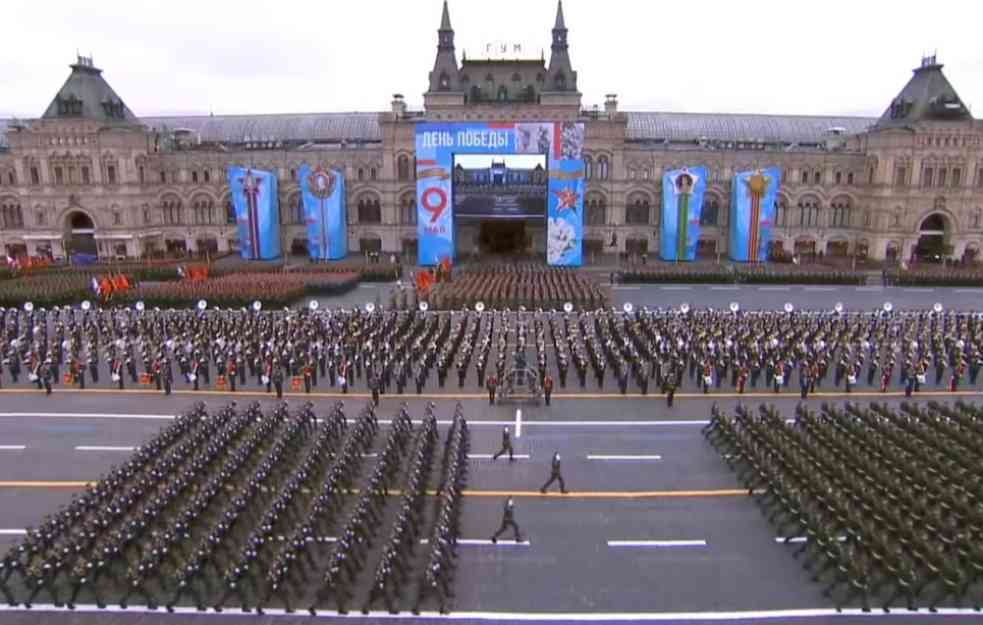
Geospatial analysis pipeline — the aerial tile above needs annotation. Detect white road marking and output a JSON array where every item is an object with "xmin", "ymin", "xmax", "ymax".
[
  {"xmin": 0, "ymin": 605, "xmax": 980, "ymax": 619},
  {"xmin": 468, "ymin": 454, "xmax": 530, "ymax": 460},
  {"xmin": 75, "ymin": 446, "xmax": 135, "ymax": 452},
  {"xmin": 420, "ymin": 538, "xmax": 530, "ymax": 546},
  {"xmin": 533, "ymin": 420, "xmax": 709, "ymax": 426},
  {"xmin": 902, "ymin": 288, "xmax": 934, "ymax": 293},
  {"xmin": 612, "ymin": 286, "xmax": 641, "ymax": 291},
  {"xmin": 0, "ymin": 445, "xmax": 26, "ymax": 451},
  {"xmin": 803, "ymin": 286, "xmax": 837, "ymax": 291},
  {"xmin": 587, "ymin": 454, "xmax": 662, "ymax": 461},
  {"xmin": 775, "ymin": 536, "xmax": 847, "ymax": 544},
  {"xmin": 758, "ymin": 286, "xmax": 790, "ymax": 291},
  {"xmin": 0, "ymin": 412, "xmax": 175, "ymax": 420},
  {"xmin": 515, "ymin": 408, "xmax": 522, "ymax": 438},
  {"xmin": 659, "ymin": 286, "xmax": 692, "ymax": 291},
  {"xmin": 955, "ymin": 289, "xmax": 983, "ymax": 294},
  {"xmin": 608, "ymin": 540, "xmax": 707, "ymax": 547},
  {"xmin": 709, "ymin": 286, "xmax": 739, "ymax": 291},
  {"xmin": 0, "ymin": 529, "xmax": 27, "ymax": 535},
  {"xmin": 855, "ymin": 286, "xmax": 884, "ymax": 291},
  {"xmin": 0, "ymin": 413, "xmax": 721, "ymax": 429}
]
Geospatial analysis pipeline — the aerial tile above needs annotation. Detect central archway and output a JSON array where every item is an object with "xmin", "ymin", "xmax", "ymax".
[
  {"xmin": 65, "ymin": 211, "xmax": 97, "ymax": 257},
  {"xmin": 915, "ymin": 213, "xmax": 950, "ymax": 262}
]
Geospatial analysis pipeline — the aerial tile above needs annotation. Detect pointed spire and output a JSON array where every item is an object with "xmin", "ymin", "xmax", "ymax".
[
  {"xmin": 440, "ymin": 0, "xmax": 452, "ymax": 31},
  {"xmin": 553, "ymin": 0, "xmax": 566, "ymax": 31}
]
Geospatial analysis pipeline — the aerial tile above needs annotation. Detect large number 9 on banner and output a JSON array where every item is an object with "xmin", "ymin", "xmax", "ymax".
[{"xmin": 421, "ymin": 187, "xmax": 447, "ymax": 224}]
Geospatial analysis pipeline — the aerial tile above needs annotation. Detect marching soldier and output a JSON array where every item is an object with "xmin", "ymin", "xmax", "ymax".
[
  {"xmin": 492, "ymin": 426, "xmax": 514, "ymax": 462},
  {"xmin": 490, "ymin": 496, "xmax": 523, "ymax": 543},
  {"xmin": 540, "ymin": 451, "xmax": 568, "ymax": 494}
]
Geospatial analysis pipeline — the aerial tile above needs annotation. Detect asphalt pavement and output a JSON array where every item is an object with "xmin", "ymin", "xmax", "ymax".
[{"xmin": 2, "ymin": 283, "xmax": 983, "ymax": 623}]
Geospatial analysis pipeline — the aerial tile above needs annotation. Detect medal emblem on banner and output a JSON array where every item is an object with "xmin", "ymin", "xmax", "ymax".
[{"xmin": 307, "ymin": 166, "xmax": 336, "ymax": 200}]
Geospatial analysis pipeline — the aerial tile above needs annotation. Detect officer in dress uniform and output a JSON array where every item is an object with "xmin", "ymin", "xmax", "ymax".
[
  {"xmin": 492, "ymin": 426, "xmax": 514, "ymax": 462},
  {"xmin": 540, "ymin": 451, "xmax": 568, "ymax": 494},
  {"xmin": 486, "ymin": 374, "xmax": 497, "ymax": 405},
  {"xmin": 490, "ymin": 496, "xmax": 523, "ymax": 543}
]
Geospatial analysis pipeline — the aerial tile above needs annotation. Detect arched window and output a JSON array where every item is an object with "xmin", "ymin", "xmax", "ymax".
[
  {"xmin": 397, "ymin": 155, "xmax": 410, "ymax": 181},
  {"xmin": 626, "ymin": 194, "xmax": 651, "ymax": 225},
  {"xmin": 497, "ymin": 85, "xmax": 508, "ymax": 101},
  {"xmin": 554, "ymin": 72, "xmax": 566, "ymax": 89},
  {"xmin": 585, "ymin": 194, "xmax": 606, "ymax": 226},
  {"xmin": 357, "ymin": 196, "xmax": 381, "ymax": 224},
  {"xmin": 399, "ymin": 192, "xmax": 417, "ymax": 225},
  {"xmin": 357, "ymin": 168, "xmax": 365, "ymax": 182},
  {"xmin": 597, "ymin": 155, "xmax": 609, "ymax": 181},
  {"xmin": 160, "ymin": 195, "xmax": 183, "ymax": 225},
  {"xmin": 700, "ymin": 195, "xmax": 720, "ymax": 226},
  {"xmin": 370, "ymin": 167, "xmax": 377, "ymax": 181},
  {"xmin": 831, "ymin": 196, "xmax": 852, "ymax": 228},
  {"xmin": 583, "ymin": 155, "xmax": 593, "ymax": 180},
  {"xmin": 438, "ymin": 72, "xmax": 450, "ymax": 91},
  {"xmin": 191, "ymin": 196, "xmax": 215, "ymax": 225},
  {"xmin": 225, "ymin": 197, "xmax": 236, "ymax": 225},
  {"xmin": 283, "ymin": 192, "xmax": 303, "ymax": 225},
  {"xmin": 775, "ymin": 196, "xmax": 789, "ymax": 227},
  {"xmin": 0, "ymin": 199, "xmax": 24, "ymax": 228},
  {"xmin": 797, "ymin": 196, "xmax": 820, "ymax": 227}
]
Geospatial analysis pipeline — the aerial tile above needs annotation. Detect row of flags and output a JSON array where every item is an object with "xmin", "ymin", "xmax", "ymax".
[{"xmin": 89, "ymin": 274, "xmax": 131, "ymax": 301}]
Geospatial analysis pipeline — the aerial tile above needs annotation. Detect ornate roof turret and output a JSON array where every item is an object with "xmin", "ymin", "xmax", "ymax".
[
  {"xmin": 426, "ymin": 1, "xmax": 462, "ymax": 95},
  {"xmin": 542, "ymin": 0, "xmax": 580, "ymax": 107},
  {"xmin": 875, "ymin": 55, "xmax": 973, "ymax": 129},
  {"xmin": 41, "ymin": 55, "xmax": 138, "ymax": 123}
]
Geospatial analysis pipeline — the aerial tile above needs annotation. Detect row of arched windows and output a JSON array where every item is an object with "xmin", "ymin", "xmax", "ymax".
[
  {"xmin": 582, "ymin": 155, "xmax": 610, "ymax": 181},
  {"xmin": 150, "ymin": 190, "xmax": 856, "ymax": 231},
  {"xmin": 0, "ymin": 200, "xmax": 24, "ymax": 229}
]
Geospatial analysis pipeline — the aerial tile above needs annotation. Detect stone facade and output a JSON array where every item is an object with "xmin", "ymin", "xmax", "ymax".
[{"xmin": 1, "ymin": 2, "xmax": 982, "ymax": 263}]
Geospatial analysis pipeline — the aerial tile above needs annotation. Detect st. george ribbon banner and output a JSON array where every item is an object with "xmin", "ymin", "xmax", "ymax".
[
  {"xmin": 730, "ymin": 167, "xmax": 780, "ymax": 263},
  {"xmin": 660, "ymin": 166, "xmax": 707, "ymax": 261},
  {"xmin": 414, "ymin": 121, "xmax": 585, "ymax": 266},
  {"xmin": 227, "ymin": 166, "xmax": 281, "ymax": 260},
  {"xmin": 299, "ymin": 164, "xmax": 347, "ymax": 261}
]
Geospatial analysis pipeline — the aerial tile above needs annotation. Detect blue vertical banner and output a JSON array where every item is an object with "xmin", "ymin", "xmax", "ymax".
[
  {"xmin": 227, "ymin": 166, "xmax": 281, "ymax": 260},
  {"xmin": 660, "ymin": 166, "xmax": 707, "ymax": 261},
  {"xmin": 414, "ymin": 121, "xmax": 584, "ymax": 267},
  {"xmin": 547, "ymin": 159, "xmax": 584, "ymax": 266},
  {"xmin": 729, "ymin": 167, "xmax": 780, "ymax": 262},
  {"xmin": 299, "ymin": 164, "xmax": 347, "ymax": 260}
]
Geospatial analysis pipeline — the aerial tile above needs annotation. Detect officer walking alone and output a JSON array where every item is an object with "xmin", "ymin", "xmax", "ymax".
[
  {"xmin": 540, "ymin": 451, "xmax": 568, "ymax": 494},
  {"xmin": 490, "ymin": 496, "xmax": 523, "ymax": 543},
  {"xmin": 492, "ymin": 426, "xmax": 514, "ymax": 462}
]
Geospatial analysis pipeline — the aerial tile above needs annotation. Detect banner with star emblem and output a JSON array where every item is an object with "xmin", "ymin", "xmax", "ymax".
[
  {"xmin": 729, "ymin": 166, "xmax": 780, "ymax": 262},
  {"xmin": 299, "ymin": 164, "xmax": 347, "ymax": 261},
  {"xmin": 226, "ymin": 166, "xmax": 280, "ymax": 260},
  {"xmin": 415, "ymin": 121, "xmax": 585, "ymax": 266},
  {"xmin": 547, "ymin": 159, "xmax": 584, "ymax": 266},
  {"xmin": 660, "ymin": 166, "xmax": 707, "ymax": 261}
]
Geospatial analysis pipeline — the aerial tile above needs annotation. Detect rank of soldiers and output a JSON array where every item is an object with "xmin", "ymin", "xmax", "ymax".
[
  {"xmin": 0, "ymin": 400, "xmax": 469, "ymax": 614},
  {"xmin": 412, "ymin": 263, "xmax": 609, "ymax": 311},
  {"xmin": 704, "ymin": 400, "xmax": 983, "ymax": 613},
  {"xmin": 1, "ymin": 304, "xmax": 982, "ymax": 400}
]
